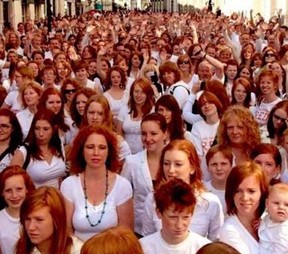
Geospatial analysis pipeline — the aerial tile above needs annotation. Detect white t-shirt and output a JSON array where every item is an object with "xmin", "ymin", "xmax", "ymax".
[
  {"xmin": 60, "ymin": 174, "xmax": 132, "ymax": 241},
  {"xmin": 0, "ymin": 209, "xmax": 20, "ymax": 254},
  {"xmin": 16, "ymin": 107, "xmax": 34, "ymax": 140},
  {"xmin": 18, "ymin": 146, "xmax": 66, "ymax": 188},
  {"xmin": 140, "ymin": 230, "xmax": 211, "ymax": 254},
  {"xmin": 220, "ymin": 215, "xmax": 259, "ymax": 254},
  {"xmin": 103, "ymin": 90, "xmax": 129, "ymax": 118},
  {"xmin": 259, "ymin": 214, "xmax": 288, "ymax": 254}
]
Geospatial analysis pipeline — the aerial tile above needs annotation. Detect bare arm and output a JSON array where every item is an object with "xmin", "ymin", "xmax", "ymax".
[
  {"xmin": 117, "ymin": 198, "xmax": 134, "ymax": 230},
  {"xmin": 10, "ymin": 149, "xmax": 24, "ymax": 166},
  {"xmin": 63, "ymin": 197, "xmax": 75, "ymax": 234}
]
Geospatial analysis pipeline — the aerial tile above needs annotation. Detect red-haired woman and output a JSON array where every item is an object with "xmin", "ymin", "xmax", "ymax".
[
  {"xmin": 60, "ymin": 125, "xmax": 133, "ymax": 241},
  {"xmin": 15, "ymin": 186, "xmax": 83, "ymax": 254},
  {"xmin": 0, "ymin": 165, "xmax": 35, "ymax": 254},
  {"xmin": 10, "ymin": 109, "xmax": 66, "ymax": 188},
  {"xmin": 231, "ymin": 78, "xmax": 254, "ymax": 108},
  {"xmin": 220, "ymin": 162, "xmax": 269, "ymax": 254},
  {"xmin": 191, "ymin": 91, "xmax": 223, "ymax": 180},
  {"xmin": 117, "ymin": 78, "xmax": 155, "ymax": 154},
  {"xmin": 141, "ymin": 139, "xmax": 224, "ymax": 241}
]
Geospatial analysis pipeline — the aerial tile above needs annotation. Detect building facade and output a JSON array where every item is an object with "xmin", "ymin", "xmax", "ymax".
[{"xmin": 0, "ymin": 0, "xmax": 287, "ymax": 31}]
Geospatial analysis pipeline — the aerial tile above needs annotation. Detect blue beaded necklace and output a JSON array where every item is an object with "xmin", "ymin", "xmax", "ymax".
[{"xmin": 83, "ymin": 170, "xmax": 109, "ymax": 227}]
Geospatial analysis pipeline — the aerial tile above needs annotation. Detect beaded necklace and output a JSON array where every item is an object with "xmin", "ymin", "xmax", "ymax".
[{"xmin": 83, "ymin": 170, "xmax": 109, "ymax": 227}]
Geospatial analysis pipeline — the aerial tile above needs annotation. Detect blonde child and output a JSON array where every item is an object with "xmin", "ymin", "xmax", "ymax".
[{"xmin": 259, "ymin": 183, "xmax": 288, "ymax": 254}]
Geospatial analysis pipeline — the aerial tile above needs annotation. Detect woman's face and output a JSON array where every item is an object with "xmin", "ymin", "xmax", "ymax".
[
  {"xmin": 270, "ymin": 63, "xmax": 282, "ymax": 77},
  {"xmin": 76, "ymin": 94, "xmax": 88, "ymax": 116},
  {"xmin": 234, "ymin": 175, "xmax": 261, "ymax": 217},
  {"xmin": 272, "ymin": 108, "xmax": 287, "ymax": 130},
  {"xmin": 83, "ymin": 47, "xmax": 92, "ymax": 59},
  {"xmin": 133, "ymin": 84, "xmax": 147, "ymax": 106},
  {"xmin": 243, "ymin": 49, "xmax": 253, "ymax": 60},
  {"xmin": 101, "ymin": 61, "xmax": 109, "ymax": 73},
  {"xmin": 0, "ymin": 115, "xmax": 12, "ymax": 142},
  {"xmin": 233, "ymin": 84, "xmax": 247, "ymax": 104},
  {"xmin": 34, "ymin": 120, "xmax": 53, "ymax": 145},
  {"xmin": 225, "ymin": 65, "xmax": 238, "ymax": 80},
  {"xmin": 45, "ymin": 94, "xmax": 62, "ymax": 114},
  {"xmin": 24, "ymin": 87, "xmax": 40, "ymax": 107},
  {"xmin": 15, "ymin": 71, "xmax": 24, "ymax": 87},
  {"xmin": 253, "ymin": 57, "xmax": 262, "ymax": 68},
  {"xmin": 87, "ymin": 102, "xmax": 104, "ymax": 126},
  {"xmin": 200, "ymin": 100, "xmax": 218, "ymax": 118},
  {"xmin": 56, "ymin": 63, "xmax": 68, "ymax": 79},
  {"xmin": 131, "ymin": 55, "xmax": 141, "ymax": 68},
  {"xmin": 64, "ymin": 84, "xmax": 76, "ymax": 102},
  {"xmin": 62, "ymin": 42, "xmax": 69, "ymax": 52},
  {"xmin": 157, "ymin": 105, "xmax": 172, "ymax": 124},
  {"xmin": 264, "ymin": 51, "xmax": 276, "ymax": 63},
  {"xmin": 259, "ymin": 76, "xmax": 276, "ymax": 96},
  {"xmin": 162, "ymin": 71, "xmax": 175, "ymax": 86},
  {"xmin": 83, "ymin": 133, "xmax": 108, "ymax": 169},
  {"xmin": 28, "ymin": 63, "xmax": 39, "ymax": 77},
  {"xmin": 54, "ymin": 54, "xmax": 66, "ymax": 65},
  {"xmin": 3, "ymin": 175, "xmax": 27, "ymax": 209},
  {"xmin": 88, "ymin": 61, "xmax": 97, "ymax": 76},
  {"xmin": 25, "ymin": 206, "xmax": 54, "ymax": 248},
  {"xmin": 239, "ymin": 68, "xmax": 251, "ymax": 80},
  {"xmin": 178, "ymin": 58, "xmax": 190, "ymax": 72},
  {"xmin": 141, "ymin": 121, "xmax": 166, "ymax": 152},
  {"xmin": 111, "ymin": 70, "xmax": 121, "ymax": 87},
  {"xmin": 226, "ymin": 117, "xmax": 247, "ymax": 146},
  {"xmin": 254, "ymin": 153, "xmax": 280, "ymax": 182},
  {"xmin": 75, "ymin": 68, "xmax": 88, "ymax": 81},
  {"xmin": 163, "ymin": 149, "xmax": 194, "ymax": 184},
  {"xmin": 118, "ymin": 60, "xmax": 128, "ymax": 72}
]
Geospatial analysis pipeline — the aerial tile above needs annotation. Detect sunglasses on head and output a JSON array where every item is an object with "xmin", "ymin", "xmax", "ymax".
[{"xmin": 64, "ymin": 89, "xmax": 76, "ymax": 94}]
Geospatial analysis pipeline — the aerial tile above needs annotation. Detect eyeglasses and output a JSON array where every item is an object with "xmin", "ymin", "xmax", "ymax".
[
  {"xmin": 0, "ymin": 123, "xmax": 12, "ymax": 130},
  {"xmin": 265, "ymin": 53, "xmax": 275, "ymax": 57},
  {"xmin": 179, "ymin": 60, "xmax": 189, "ymax": 65},
  {"xmin": 64, "ymin": 89, "xmax": 76, "ymax": 94},
  {"xmin": 273, "ymin": 114, "xmax": 287, "ymax": 123}
]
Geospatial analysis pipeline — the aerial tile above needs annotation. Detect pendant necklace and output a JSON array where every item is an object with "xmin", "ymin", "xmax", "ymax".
[{"xmin": 83, "ymin": 170, "xmax": 109, "ymax": 227}]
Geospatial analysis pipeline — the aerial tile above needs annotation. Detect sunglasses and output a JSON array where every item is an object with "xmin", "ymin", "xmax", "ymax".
[
  {"xmin": 179, "ymin": 60, "xmax": 189, "ymax": 65},
  {"xmin": 265, "ymin": 53, "xmax": 275, "ymax": 57},
  {"xmin": 64, "ymin": 89, "xmax": 76, "ymax": 94},
  {"xmin": 273, "ymin": 113, "xmax": 287, "ymax": 123}
]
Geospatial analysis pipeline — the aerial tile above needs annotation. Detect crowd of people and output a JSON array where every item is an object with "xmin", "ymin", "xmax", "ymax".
[{"xmin": 0, "ymin": 5, "xmax": 288, "ymax": 254}]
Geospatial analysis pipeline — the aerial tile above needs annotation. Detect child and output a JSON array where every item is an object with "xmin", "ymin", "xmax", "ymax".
[
  {"xmin": 259, "ymin": 183, "xmax": 288, "ymax": 254},
  {"xmin": 204, "ymin": 145, "xmax": 233, "ymax": 215},
  {"xmin": 140, "ymin": 178, "xmax": 210, "ymax": 254}
]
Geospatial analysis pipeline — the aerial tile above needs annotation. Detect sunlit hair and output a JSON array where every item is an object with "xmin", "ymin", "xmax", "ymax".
[
  {"xmin": 269, "ymin": 183, "xmax": 288, "ymax": 197},
  {"xmin": 72, "ymin": 59, "xmax": 88, "ymax": 72},
  {"xmin": 0, "ymin": 165, "xmax": 35, "ymax": 207},
  {"xmin": 81, "ymin": 94, "xmax": 113, "ymax": 130},
  {"xmin": 250, "ymin": 143, "xmax": 282, "ymax": 167},
  {"xmin": 38, "ymin": 87, "xmax": 70, "ymax": 132},
  {"xmin": 231, "ymin": 78, "xmax": 252, "ymax": 108},
  {"xmin": 159, "ymin": 61, "xmax": 181, "ymax": 85},
  {"xmin": 20, "ymin": 81, "xmax": 43, "ymax": 108},
  {"xmin": 55, "ymin": 61, "xmax": 72, "ymax": 79},
  {"xmin": 16, "ymin": 187, "xmax": 73, "ymax": 254},
  {"xmin": 224, "ymin": 59, "xmax": 238, "ymax": 72},
  {"xmin": 0, "ymin": 108, "xmax": 23, "ymax": 151},
  {"xmin": 16, "ymin": 66, "xmax": 34, "ymax": 80},
  {"xmin": 217, "ymin": 105, "xmax": 261, "ymax": 155},
  {"xmin": 205, "ymin": 145, "xmax": 233, "ymax": 166},
  {"xmin": 25, "ymin": 109, "xmax": 64, "ymax": 161},
  {"xmin": 240, "ymin": 43, "xmax": 255, "ymax": 64},
  {"xmin": 141, "ymin": 64, "xmax": 159, "ymax": 78},
  {"xmin": 205, "ymin": 79, "xmax": 230, "ymax": 112},
  {"xmin": 141, "ymin": 113, "xmax": 167, "ymax": 134},
  {"xmin": 155, "ymin": 95, "xmax": 185, "ymax": 140},
  {"xmin": 196, "ymin": 242, "xmax": 241, "ymax": 254},
  {"xmin": 156, "ymin": 139, "xmax": 204, "ymax": 190},
  {"xmin": 128, "ymin": 77, "xmax": 155, "ymax": 118},
  {"xmin": 70, "ymin": 88, "xmax": 96, "ymax": 128},
  {"xmin": 256, "ymin": 69, "xmax": 279, "ymax": 96},
  {"xmin": 60, "ymin": 78, "xmax": 81, "ymax": 103},
  {"xmin": 80, "ymin": 226, "xmax": 143, "ymax": 254},
  {"xmin": 69, "ymin": 125, "xmax": 119, "ymax": 174},
  {"xmin": 197, "ymin": 91, "xmax": 223, "ymax": 119},
  {"xmin": 177, "ymin": 54, "xmax": 193, "ymax": 73},
  {"xmin": 225, "ymin": 161, "xmax": 269, "ymax": 216},
  {"xmin": 106, "ymin": 66, "xmax": 127, "ymax": 90},
  {"xmin": 155, "ymin": 178, "xmax": 196, "ymax": 215},
  {"xmin": 40, "ymin": 64, "xmax": 57, "ymax": 77}
]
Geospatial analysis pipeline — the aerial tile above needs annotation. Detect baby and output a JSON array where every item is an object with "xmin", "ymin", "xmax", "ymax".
[{"xmin": 259, "ymin": 183, "xmax": 288, "ymax": 254}]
